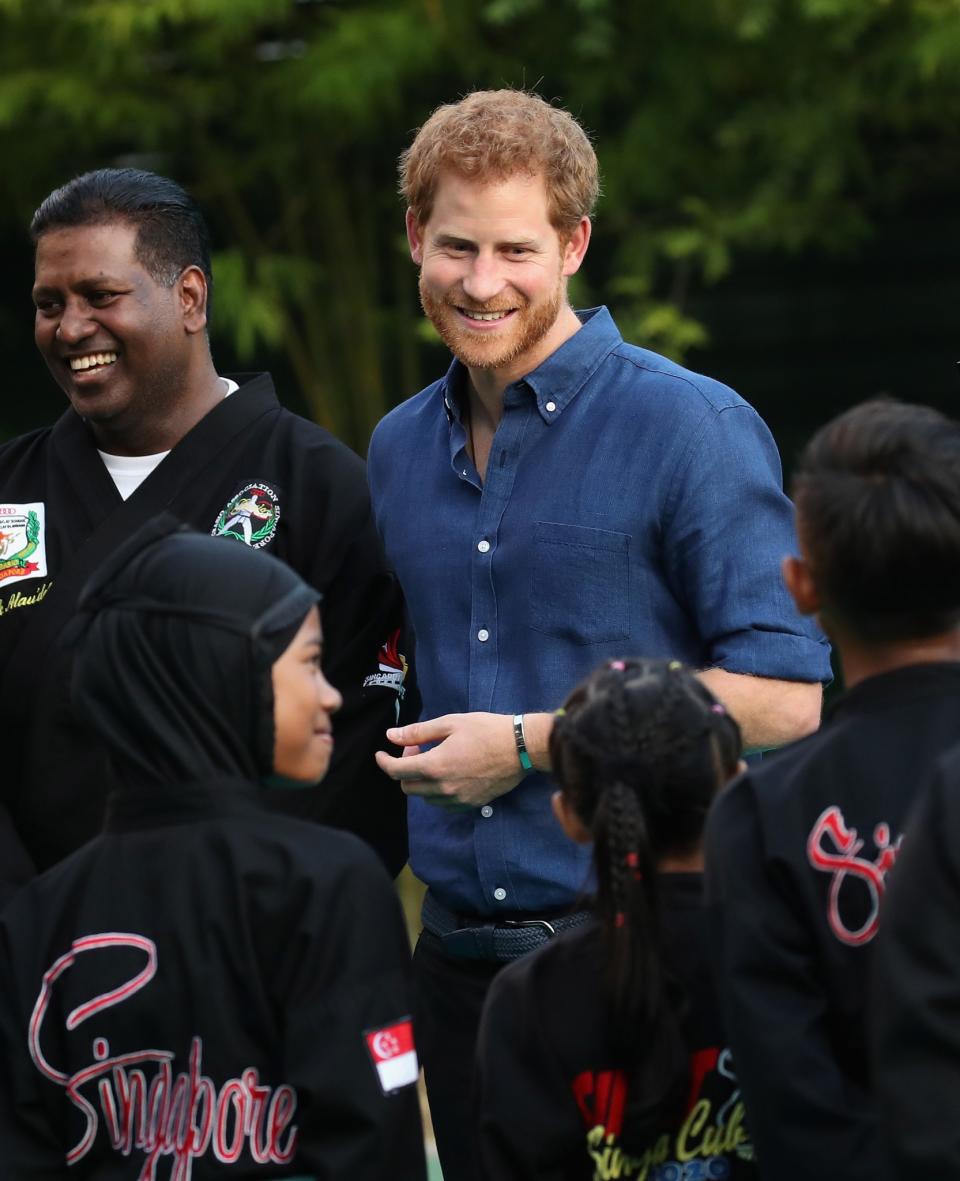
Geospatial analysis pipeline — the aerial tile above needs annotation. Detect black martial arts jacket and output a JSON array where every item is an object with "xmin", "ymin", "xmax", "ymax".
[
  {"xmin": 0, "ymin": 374, "xmax": 410, "ymax": 898},
  {"xmin": 476, "ymin": 874, "xmax": 757, "ymax": 1181},
  {"xmin": 871, "ymin": 742, "xmax": 960, "ymax": 1179},
  {"xmin": 0, "ymin": 780, "xmax": 426, "ymax": 1180},
  {"xmin": 704, "ymin": 662, "xmax": 960, "ymax": 1181}
]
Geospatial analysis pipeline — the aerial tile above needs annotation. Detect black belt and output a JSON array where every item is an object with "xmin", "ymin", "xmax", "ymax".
[{"xmin": 421, "ymin": 891, "xmax": 591, "ymax": 963}]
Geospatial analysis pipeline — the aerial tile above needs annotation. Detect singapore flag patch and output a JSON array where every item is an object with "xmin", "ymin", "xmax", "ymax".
[{"xmin": 364, "ymin": 1017, "xmax": 418, "ymax": 1093}]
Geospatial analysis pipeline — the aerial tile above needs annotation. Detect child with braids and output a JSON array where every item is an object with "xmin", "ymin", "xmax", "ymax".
[{"xmin": 475, "ymin": 658, "xmax": 755, "ymax": 1181}]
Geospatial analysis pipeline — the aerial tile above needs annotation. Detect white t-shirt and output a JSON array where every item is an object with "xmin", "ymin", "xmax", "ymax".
[{"xmin": 98, "ymin": 378, "xmax": 238, "ymax": 501}]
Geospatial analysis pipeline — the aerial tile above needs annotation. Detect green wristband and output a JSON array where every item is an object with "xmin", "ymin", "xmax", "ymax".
[{"xmin": 513, "ymin": 713, "xmax": 533, "ymax": 773}]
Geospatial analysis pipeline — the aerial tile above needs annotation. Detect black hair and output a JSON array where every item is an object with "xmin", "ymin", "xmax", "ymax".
[
  {"xmin": 550, "ymin": 658, "xmax": 741, "ymax": 1148},
  {"xmin": 30, "ymin": 168, "xmax": 214, "ymax": 322},
  {"xmin": 793, "ymin": 398, "xmax": 960, "ymax": 643}
]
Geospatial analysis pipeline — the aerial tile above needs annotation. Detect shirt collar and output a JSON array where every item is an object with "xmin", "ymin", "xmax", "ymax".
[
  {"xmin": 439, "ymin": 306, "xmax": 622, "ymax": 426},
  {"xmin": 523, "ymin": 306, "xmax": 622, "ymax": 422}
]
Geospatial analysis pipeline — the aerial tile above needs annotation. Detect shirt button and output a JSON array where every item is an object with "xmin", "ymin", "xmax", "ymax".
[
  {"xmin": 477, "ymin": 539, "xmax": 490, "ymax": 553},
  {"xmin": 493, "ymin": 887, "xmax": 507, "ymax": 901},
  {"xmin": 477, "ymin": 628, "xmax": 490, "ymax": 642},
  {"xmin": 545, "ymin": 401, "xmax": 557, "ymax": 413},
  {"xmin": 480, "ymin": 805, "xmax": 494, "ymax": 818}
]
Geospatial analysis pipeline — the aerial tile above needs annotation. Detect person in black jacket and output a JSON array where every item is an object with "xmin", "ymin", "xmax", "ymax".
[
  {"xmin": 704, "ymin": 398, "xmax": 960, "ymax": 1181},
  {"xmin": 0, "ymin": 167, "xmax": 409, "ymax": 906},
  {"xmin": 0, "ymin": 521, "xmax": 426, "ymax": 1180},
  {"xmin": 871, "ymin": 743, "xmax": 960, "ymax": 1176},
  {"xmin": 476, "ymin": 658, "xmax": 755, "ymax": 1181}
]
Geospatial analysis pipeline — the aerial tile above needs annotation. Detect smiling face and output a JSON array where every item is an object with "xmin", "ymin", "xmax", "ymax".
[
  {"xmin": 271, "ymin": 606, "xmax": 343, "ymax": 784},
  {"xmin": 32, "ymin": 221, "xmax": 207, "ymax": 453},
  {"xmin": 407, "ymin": 171, "xmax": 590, "ymax": 381}
]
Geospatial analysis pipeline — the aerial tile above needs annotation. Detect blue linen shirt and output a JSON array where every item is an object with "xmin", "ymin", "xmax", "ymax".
[{"xmin": 368, "ymin": 307, "xmax": 830, "ymax": 916}]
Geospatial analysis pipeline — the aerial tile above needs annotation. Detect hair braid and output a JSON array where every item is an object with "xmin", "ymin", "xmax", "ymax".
[{"xmin": 549, "ymin": 657, "xmax": 742, "ymax": 1149}]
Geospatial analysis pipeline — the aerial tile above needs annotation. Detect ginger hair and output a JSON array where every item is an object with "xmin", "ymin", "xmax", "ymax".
[{"xmin": 399, "ymin": 89, "xmax": 599, "ymax": 236}]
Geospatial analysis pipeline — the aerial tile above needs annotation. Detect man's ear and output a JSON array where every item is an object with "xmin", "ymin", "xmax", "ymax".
[
  {"xmin": 561, "ymin": 216, "xmax": 591, "ymax": 278},
  {"xmin": 178, "ymin": 265, "xmax": 208, "ymax": 335},
  {"xmin": 551, "ymin": 790, "xmax": 592, "ymax": 845},
  {"xmin": 782, "ymin": 554, "xmax": 821, "ymax": 617},
  {"xmin": 406, "ymin": 209, "xmax": 424, "ymax": 266}
]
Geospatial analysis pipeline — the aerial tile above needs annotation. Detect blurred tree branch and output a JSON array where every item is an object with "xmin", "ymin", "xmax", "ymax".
[{"xmin": 2, "ymin": 0, "xmax": 960, "ymax": 447}]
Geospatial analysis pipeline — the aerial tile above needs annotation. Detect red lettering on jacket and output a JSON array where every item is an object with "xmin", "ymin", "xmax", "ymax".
[
  {"xmin": 685, "ymin": 1047, "xmax": 720, "ymax": 1114},
  {"xmin": 27, "ymin": 932, "xmax": 298, "ymax": 1178},
  {"xmin": 807, "ymin": 806, "xmax": 902, "ymax": 946},
  {"xmin": 572, "ymin": 1069, "xmax": 628, "ymax": 1137}
]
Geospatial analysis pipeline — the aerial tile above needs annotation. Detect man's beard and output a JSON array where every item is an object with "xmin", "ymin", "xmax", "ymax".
[{"xmin": 418, "ymin": 274, "xmax": 565, "ymax": 372}]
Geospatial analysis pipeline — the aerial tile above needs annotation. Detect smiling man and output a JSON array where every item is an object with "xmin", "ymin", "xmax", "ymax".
[
  {"xmin": 0, "ymin": 168, "xmax": 409, "ymax": 899},
  {"xmin": 367, "ymin": 89, "xmax": 831, "ymax": 1179}
]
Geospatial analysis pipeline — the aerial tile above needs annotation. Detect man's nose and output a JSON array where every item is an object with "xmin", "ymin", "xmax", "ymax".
[
  {"xmin": 460, "ymin": 255, "xmax": 506, "ymax": 305},
  {"xmin": 56, "ymin": 301, "xmax": 97, "ymax": 345}
]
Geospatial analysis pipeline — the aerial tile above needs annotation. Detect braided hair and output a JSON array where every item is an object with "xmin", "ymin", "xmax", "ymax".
[{"xmin": 550, "ymin": 658, "xmax": 741, "ymax": 1147}]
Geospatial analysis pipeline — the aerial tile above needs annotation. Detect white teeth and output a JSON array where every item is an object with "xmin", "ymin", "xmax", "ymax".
[
  {"xmin": 462, "ymin": 310, "xmax": 511, "ymax": 321},
  {"xmin": 69, "ymin": 352, "xmax": 118, "ymax": 372}
]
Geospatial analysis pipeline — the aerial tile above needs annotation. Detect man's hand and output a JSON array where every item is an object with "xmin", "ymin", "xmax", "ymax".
[{"xmin": 375, "ymin": 712, "xmax": 528, "ymax": 808}]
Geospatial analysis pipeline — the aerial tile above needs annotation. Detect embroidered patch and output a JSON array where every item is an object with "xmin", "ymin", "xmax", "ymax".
[
  {"xmin": 363, "ymin": 630, "xmax": 409, "ymax": 696},
  {"xmin": 363, "ymin": 630, "xmax": 409, "ymax": 722},
  {"xmin": 364, "ymin": 1018, "xmax": 418, "ymax": 1093},
  {"xmin": 211, "ymin": 483, "xmax": 279, "ymax": 548},
  {"xmin": 0, "ymin": 502, "xmax": 48, "ymax": 585}
]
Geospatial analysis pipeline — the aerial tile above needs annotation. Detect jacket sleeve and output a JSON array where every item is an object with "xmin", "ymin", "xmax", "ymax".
[
  {"xmin": 270, "ymin": 844, "xmax": 426, "ymax": 1181},
  {"xmin": 871, "ymin": 752, "xmax": 960, "ymax": 1177},
  {"xmin": 704, "ymin": 775, "xmax": 879, "ymax": 1181},
  {"xmin": 0, "ymin": 920, "xmax": 63, "ymax": 1177},
  {"xmin": 475, "ymin": 960, "xmax": 583, "ymax": 1181}
]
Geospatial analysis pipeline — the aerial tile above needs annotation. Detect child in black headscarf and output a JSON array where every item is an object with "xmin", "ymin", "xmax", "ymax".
[{"xmin": 0, "ymin": 521, "xmax": 426, "ymax": 1180}]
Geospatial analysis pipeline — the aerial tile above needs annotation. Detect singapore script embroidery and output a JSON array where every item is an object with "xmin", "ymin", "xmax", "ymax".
[
  {"xmin": 28, "ymin": 932, "xmax": 297, "ymax": 1180},
  {"xmin": 806, "ymin": 805, "xmax": 902, "ymax": 946}
]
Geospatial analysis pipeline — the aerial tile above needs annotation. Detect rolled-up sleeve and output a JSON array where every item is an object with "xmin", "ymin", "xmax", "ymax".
[{"xmin": 664, "ymin": 403, "xmax": 831, "ymax": 682}]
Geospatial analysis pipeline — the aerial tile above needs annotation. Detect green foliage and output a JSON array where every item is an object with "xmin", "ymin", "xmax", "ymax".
[
  {"xmin": 210, "ymin": 250, "xmax": 321, "ymax": 359},
  {"xmin": 2, "ymin": 0, "xmax": 960, "ymax": 445}
]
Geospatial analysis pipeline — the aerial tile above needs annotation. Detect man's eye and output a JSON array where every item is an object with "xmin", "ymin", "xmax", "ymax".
[
  {"xmin": 34, "ymin": 299, "xmax": 61, "ymax": 315},
  {"xmin": 89, "ymin": 291, "xmax": 116, "ymax": 304}
]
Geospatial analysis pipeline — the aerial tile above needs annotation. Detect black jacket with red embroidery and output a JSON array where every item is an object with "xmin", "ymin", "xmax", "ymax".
[
  {"xmin": 475, "ymin": 874, "xmax": 757, "ymax": 1181},
  {"xmin": 871, "ymin": 743, "xmax": 960, "ymax": 1178},
  {"xmin": 0, "ymin": 374, "xmax": 411, "ymax": 898},
  {"xmin": 704, "ymin": 662, "xmax": 960, "ymax": 1181},
  {"xmin": 0, "ymin": 782, "xmax": 426, "ymax": 1180}
]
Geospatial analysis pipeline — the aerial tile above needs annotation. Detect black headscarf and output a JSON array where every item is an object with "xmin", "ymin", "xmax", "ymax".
[{"xmin": 70, "ymin": 518, "xmax": 319, "ymax": 792}]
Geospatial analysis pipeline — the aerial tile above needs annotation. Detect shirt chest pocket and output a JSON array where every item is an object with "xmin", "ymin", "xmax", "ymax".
[{"xmin": 529, "ymin": 521, "xmax": 630, "ymax": 645}]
